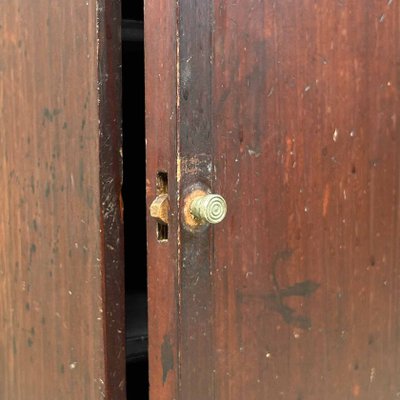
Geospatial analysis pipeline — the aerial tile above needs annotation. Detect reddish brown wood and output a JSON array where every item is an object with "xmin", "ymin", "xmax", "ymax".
[
  {"xmin": 147, "ymin": 0, "xmax": 400, "ymax": 399},
  {"xmin": 177, "ymin": 0, "xmax": 215, "ymax": 398},
  {"xmin": 0, "ymin": 1, "xmax": 124, "ymax": 398},
  {"xmin": 212, "ymin": 1, "xmax": 400, "ymax": 399},
  {"xmin": 98, "ymin": 0, "xmax": 125, "ymax": 398},
  {"xmin": 145, "ymin": 1, "xmax": 179, "ymax": 399}
]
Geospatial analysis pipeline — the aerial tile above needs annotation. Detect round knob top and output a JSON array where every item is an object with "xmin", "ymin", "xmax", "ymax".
[{"xmin": 190, "ymin": 194, "xmax": 227, "ymax": 224}]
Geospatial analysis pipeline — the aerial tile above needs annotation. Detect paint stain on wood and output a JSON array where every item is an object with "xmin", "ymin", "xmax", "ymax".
[
  {"xmin": 42, "ymin": 107, "xmax": 62, "ymax": 123},
  {"xmin": 238, "ymin": 250, "xmax": 320, "ymax": 330},
  {"xmin": 161, "ymin": 335, "xmax": 174, "ymax": 385},
  {"xmin": 269, "ymin": 249, "xmax": 320, "ymax": 329}
]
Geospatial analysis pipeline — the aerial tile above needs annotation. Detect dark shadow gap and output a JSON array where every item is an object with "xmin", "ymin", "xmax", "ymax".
[{"xmin": 121, "ymin": 2, "xmax": 148, "ymax": 399}]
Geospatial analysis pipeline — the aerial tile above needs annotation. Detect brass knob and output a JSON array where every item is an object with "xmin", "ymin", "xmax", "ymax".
[
  {"xmin": 150, "ymin": 194, "xmax": 169, "ymax": 225},
  {"xmin": 190, "ymin": 194, "xmax": 227, "ymax": 225}
]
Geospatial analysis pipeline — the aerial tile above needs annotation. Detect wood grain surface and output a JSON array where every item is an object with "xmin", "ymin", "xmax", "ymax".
[
  {"xmin": 178, "ymin": 0, "xmax": 216, "ymax": 398},
  {"xmin": 0, "ymin": 1, "xmax": 124, "ymax": 399},
  {"xmin": 147, "ymin": 0, "xmax": 400, "ymax": 399},
  {"xmin": 213, "ymin": 1, "xmax": 400, "ymax": 399},
  {"xmin": 145, "ymin": 1, "xmax": 179, "ymax": 399}
]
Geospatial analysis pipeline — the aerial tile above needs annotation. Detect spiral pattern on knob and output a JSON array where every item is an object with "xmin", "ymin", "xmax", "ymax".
[{"xmin": 203, "ymin": 195, "xmax": 227, "ymax": 223}]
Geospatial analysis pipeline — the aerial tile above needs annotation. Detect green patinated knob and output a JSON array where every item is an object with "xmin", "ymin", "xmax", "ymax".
[{"xmin": 190, "ymin": 194, "xmax": 227, "ymax": 225}]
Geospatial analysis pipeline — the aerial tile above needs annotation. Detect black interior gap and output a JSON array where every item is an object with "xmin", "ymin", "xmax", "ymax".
[
  {"xmin": 121, "ymin": 2, "xmax": 148, "ymax": 399},
  {"xmin": 122, "ymin": 20, "xmax": 144, "ymax": 42}
]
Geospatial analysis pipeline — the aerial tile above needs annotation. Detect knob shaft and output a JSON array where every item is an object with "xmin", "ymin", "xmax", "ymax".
[{"xmin": 190, "ymin": 194, "xmax": 227, "ymax": 224}]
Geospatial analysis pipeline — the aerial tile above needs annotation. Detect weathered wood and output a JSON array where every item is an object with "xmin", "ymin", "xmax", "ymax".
[
  {"xmin": 145, "ymin": 1, "xmax": 179, "ymax": 399},
  {"xmin": 98, "ymin": 0, "xmax": 125, "ymax": 398},
  {"xmin": 0, "ymin": 1, "xmax": 124, "ymax": 398},
  {"xmin": 177, "ymin": 0, "xmax": 215, "ymax": 398},
  {"xmin": 212, "ymin": 1, "xmax": 400, "ymax": 399},
  {"xmin": 147, "ymin": 0, "xmax": 400, "ymax": 399}
]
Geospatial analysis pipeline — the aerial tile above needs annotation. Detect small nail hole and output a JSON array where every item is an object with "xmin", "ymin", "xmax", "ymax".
[{"xmin": 370, "ymin": 255, "xmax": 376, "ymax": 267}]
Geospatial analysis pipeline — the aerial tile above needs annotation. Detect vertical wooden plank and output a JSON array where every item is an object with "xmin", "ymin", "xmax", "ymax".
[
  {"xmin": 0, "ymin": 1, "xmax": 124, "ymax": 399},
  {"xmin": 98, "ymin": 0, "xmax": 125, "ymax": 398},
  {"xmin": 212, "ymin": 0, "xmax": 400, "ymax": 399},
  {"xmin": 177, "ymin": 0, "xmax": 215, "ymax": 398},
  {"xmin": 145, "ymin": 1, "xmax": 179, "ymax": 400},
  {"xmin": 147, "ymin": 0, "xmax": 400, "ymax": 398}
]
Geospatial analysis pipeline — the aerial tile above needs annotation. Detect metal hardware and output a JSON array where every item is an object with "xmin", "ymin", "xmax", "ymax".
[
  {"xmin": 150, "ymin": 194, "xmax": 169, "ymax": 225},
  {"xmin": 190, "ymin": 194, "xmax": 227, "ymax": 225}
]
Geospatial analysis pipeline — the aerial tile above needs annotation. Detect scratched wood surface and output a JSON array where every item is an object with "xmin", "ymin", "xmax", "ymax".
[
  {"xmin": 213, "ymin": 1, "xmax": 400, "ymax": 399},
  {"xmin": 147, "ymin": 0, "xmax": 400, "ymax": 399},
  {"xmin": 145, "ymin": 1, "xmax": 179, "ymax": 400},
  {"xmin": 0, "ymin": 1, "xmax": 124, "ymax": 399}
]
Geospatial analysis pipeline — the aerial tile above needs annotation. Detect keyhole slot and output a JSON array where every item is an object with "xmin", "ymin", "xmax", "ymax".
[{"xmin": 156, "ymin": 171, "xmax": 168, "ymax": 241}]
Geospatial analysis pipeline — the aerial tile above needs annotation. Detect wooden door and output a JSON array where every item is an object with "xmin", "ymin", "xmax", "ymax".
[
  {"xmin": 0, "ymin": 1, "xmax": 125, "ymax": 399},
  {"xmin": 146, "ymin": 1, "xmax": 400, "ymax": 399}
]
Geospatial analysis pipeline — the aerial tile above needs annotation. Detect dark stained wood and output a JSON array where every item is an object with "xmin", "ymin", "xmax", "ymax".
[
  {"xmin": 212, "ymin": 1, "xmax": 400, "ymax": 399},
  {"xmin": 0, "ymin": 1, "xmax": 124, "ymax": 399},
  {"xmin": 145, "ymin": 1, "xmax": 179, "ymax": 399},
  {"xmin": 177, "ymin": 0, "xmax": 215, "ymax": 398},
  {"xmin": 98, "ymin": 0, "xmax": 125, "ymax": 398},
  {"xmin": 147, "ymin": 0, "xmax": 400, "ymax": 399}
]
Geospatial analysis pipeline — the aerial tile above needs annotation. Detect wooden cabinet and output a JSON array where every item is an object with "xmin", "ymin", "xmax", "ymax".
[
  {"xmin": 146, "ymin": 1, "xmax": 400, "ymax": 399},
  {"xmin": 1, "ymin": 1, "xmax": 400, "ymax": 399},
  {"xmin": 0, "ymin": 1, "xmax": 124, "ymax": 399}
]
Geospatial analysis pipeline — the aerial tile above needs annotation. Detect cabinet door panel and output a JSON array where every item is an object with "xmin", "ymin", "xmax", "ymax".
[
  {"xmin": 147, "ymin": 1, "xmax": 400, "ymax": 399},
  {"xmin": 0, "ymin": 1, "xmax": 124, "ymax": 399}
]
